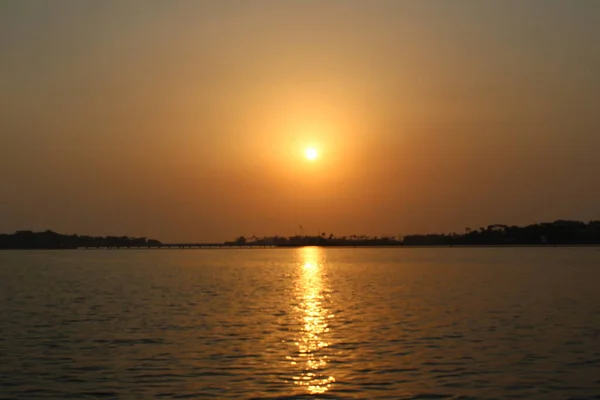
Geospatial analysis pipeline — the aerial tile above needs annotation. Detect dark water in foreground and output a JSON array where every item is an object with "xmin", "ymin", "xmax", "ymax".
[{"xmin": 1, "ymin": 247, "xmax": 600, "ymax": 399}]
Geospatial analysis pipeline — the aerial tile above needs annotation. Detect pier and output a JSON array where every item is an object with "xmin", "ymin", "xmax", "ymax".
[{"xmin": 81, "ymin": 243, "xmax": 276, "ymax": 249}]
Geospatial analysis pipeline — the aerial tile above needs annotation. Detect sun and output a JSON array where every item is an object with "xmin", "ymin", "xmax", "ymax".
[{"xmin": 305, "ymin": 147, "xmax": 318, "ymax": 161}]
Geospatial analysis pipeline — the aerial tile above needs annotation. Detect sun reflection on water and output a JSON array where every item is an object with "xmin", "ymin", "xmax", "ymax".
[{"xmin": 291, "ymin": 247, "xmax": 335, "ymax": 394}]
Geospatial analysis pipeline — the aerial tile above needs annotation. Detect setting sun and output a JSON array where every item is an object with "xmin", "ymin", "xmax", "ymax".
[{"xmin": 305, "ymin": 148, "xmax": 318, "ymax": 161}]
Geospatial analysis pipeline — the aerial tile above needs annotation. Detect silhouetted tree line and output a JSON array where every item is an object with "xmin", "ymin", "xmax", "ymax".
[
  {"xmin": 0, "ymin": 230, "xmax": 162, "ymax": 249},
  {"xmin": 403, "ymin": 220, "xmax": 600, "ymax": 246},
  {"xmin": 3, "ymin": 220, "xmax": 599, "ymax": 249},
  {"xmin": 231, "ymin": 233, "xmax": 404, "ymax": 247},
  {"xmin": 235, "ymin": 220, "xmax": 600, "ymax": 247}
]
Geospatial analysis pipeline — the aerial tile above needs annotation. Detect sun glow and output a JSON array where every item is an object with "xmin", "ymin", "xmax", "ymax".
[{"xmin": 305, "ymin": 148, "xmax": 318, "ymax": 161}]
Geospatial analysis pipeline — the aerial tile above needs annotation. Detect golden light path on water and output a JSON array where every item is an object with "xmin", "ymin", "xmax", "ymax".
[{"xmin": 291, "ymin": 247, "xmax": 335, "ymax": 394}]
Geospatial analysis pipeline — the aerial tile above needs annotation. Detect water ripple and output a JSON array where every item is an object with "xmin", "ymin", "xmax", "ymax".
[{"xmin": 1, "ymin": 248, "xmax": 600, "ymax": 398}]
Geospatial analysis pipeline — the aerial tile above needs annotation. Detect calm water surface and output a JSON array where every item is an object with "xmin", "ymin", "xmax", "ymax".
[{"xmin": 1, "ymin": 248, "xmax": 600, "ymax": 399}]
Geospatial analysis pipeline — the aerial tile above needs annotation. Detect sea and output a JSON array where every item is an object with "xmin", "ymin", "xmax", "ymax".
[{"xmin": 1, "ymin": 247, "xmax": 599, "ymax": 399}]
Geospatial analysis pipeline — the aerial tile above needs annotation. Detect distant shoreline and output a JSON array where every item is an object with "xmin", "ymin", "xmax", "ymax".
[
  {"xmin": 2, "ymin": 244, "xmax": 600, "ymax": 251},
  {"xmin": 2, "ymin": 221, "xmax": 600, "ymax": 249}
]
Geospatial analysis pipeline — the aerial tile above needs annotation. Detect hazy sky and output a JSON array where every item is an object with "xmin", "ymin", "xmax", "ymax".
[{"xmin": 1, "ymin": 1, "xmax": 599, "ymax": 241}]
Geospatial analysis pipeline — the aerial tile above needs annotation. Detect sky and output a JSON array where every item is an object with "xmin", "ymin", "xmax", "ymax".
[{"xmin": 1, "ymin": 0, "xmax": 599, "ymax": 242}]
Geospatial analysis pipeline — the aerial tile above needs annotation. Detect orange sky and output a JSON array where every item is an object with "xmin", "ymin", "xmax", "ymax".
[{"xmin": 1, "ymin": 1, "xmax": 599, "ymax": 241}]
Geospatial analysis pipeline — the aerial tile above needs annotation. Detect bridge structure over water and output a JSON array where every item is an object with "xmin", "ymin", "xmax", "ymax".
[{"xmin": 81, "ymin": 243, "xmax": 276, "ymax": 249}]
